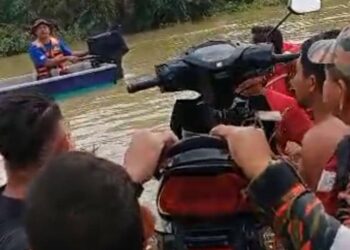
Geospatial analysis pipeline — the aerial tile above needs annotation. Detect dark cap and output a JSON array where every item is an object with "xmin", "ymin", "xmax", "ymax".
[
  {"xmin": 31, "ymin": 19, "xmax": 53, "ymax": 35},
  {"xmin": 308, "ymin": 26, "xmax": 350, "ymax": 78}
]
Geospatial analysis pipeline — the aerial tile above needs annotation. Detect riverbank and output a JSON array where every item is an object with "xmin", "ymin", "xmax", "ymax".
[
  {"xmin": 0, "ymin": 0, "xmax": 286, "ymax": 57},
  {"xmin": 0, "ymin": 0, "xmax": 347, "ymax": 79}
]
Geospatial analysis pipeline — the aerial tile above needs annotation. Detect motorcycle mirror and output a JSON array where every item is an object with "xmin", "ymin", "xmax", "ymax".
[
  {"xmin": 268, "ymin": 0, "xmax": 321, "ymax": 40},
  {"xmin": 288, "ymin": 0, "xmax": 321, "ymax": 15}
]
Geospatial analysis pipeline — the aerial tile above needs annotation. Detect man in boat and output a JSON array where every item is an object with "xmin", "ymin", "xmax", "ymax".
[{"xmin": 28, "ymin": 19, "xmax": 88, "ymax": 80}]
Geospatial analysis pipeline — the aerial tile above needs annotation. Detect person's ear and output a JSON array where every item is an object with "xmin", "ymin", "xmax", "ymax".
[
  {"xmin": 52, "ymin": 131, "xmax": 74, "ymax": 155},
  {"xmin": 308, "ymin": 74, "xmax": 317, "ymax": 92},
  {"xmin": 338, "ymin": 79, "xmax": 347, "ymax": 111}
]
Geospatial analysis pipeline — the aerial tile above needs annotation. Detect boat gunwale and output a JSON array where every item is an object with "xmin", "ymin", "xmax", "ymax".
[{"xmin": 0, "ymin": 63, "xmax": 117, "ymax": 93}]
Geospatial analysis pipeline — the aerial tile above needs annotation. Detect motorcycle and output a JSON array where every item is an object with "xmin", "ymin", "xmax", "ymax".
[{"xmin": 127, "ymin": 1, "xmax": 321, "ymax": 249}]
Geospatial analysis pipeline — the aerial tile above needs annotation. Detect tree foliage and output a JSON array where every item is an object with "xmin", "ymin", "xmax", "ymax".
[{"xmin": 0, "ymin": 0, "xmax": 284, "ymax": 56}]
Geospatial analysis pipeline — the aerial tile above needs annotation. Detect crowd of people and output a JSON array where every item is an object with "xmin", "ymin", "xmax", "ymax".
[{"xmin": 2, "ymin": 23, "xmax": 350, "ymax": 250}]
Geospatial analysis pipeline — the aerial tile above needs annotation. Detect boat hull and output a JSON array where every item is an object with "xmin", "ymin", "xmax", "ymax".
[{"xmin": 0, "ymin": 62, "xmax": 118, "ymax": 97}]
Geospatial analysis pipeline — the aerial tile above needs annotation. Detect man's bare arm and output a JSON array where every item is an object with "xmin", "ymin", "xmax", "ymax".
[{"xmin": 72, "ymin": 51, "xmax": 89, "ymax": 57}]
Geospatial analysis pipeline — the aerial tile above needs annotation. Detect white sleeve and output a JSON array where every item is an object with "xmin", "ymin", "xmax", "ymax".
[{"xmin": 331, "ymin": 225, "xmax": 350, "ymax": 250}]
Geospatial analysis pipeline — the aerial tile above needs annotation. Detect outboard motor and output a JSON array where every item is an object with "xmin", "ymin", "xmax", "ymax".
[{"xmin": 87, "ymin": 29, "xmax": 129, "ymax": 79}]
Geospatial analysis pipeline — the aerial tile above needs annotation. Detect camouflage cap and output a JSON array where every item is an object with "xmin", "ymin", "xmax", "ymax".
[
  {"xmin": 308, "ymin": 26, "xmax": 350, "ymax": 78},
  {"xmin": 31, "ymin": 19, "xmax": 53, "ymax": 35}
]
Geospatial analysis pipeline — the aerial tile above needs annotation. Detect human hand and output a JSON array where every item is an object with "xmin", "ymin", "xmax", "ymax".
[
  {"xmin": 210, "ymin": 125, "xmax": 272, "ymax": 179},
  {"xmin": 124, "ymin": 129, "xmax": 178, "ymax": 184},
  {"xmin": 67, "ymin": 56, "xmax": 80, "ymax": 64},
  {"xmin": 284, "ymin": 141, "xmax": 302, "ymax": 165}
]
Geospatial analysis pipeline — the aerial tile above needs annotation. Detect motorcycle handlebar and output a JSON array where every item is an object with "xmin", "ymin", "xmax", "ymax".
[
  {"xmin": 127, "ymin": 52, "xmax": 300, "ymax": 94},
  {"xmin": 127, "ymin": 75, "xmax": 161, "ymax": 93},
  {"xmin": 272, "ymin": 53, "xmax": 300, "ymax": 64}
]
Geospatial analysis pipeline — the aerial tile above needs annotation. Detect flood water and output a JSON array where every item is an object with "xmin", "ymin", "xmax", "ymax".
[{"xmin": 0, "ymin": 0, "xmax": 349, "ymax": 219}]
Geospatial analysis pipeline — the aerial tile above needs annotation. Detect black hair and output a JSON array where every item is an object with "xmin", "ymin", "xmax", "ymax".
[
  {"xmin": 25, "ymin": 151, "xmax": 143, "ymax": 250},
  {"xmin": 251, "ymin": 25, "xmax": 283, "ymax": 54},
  {"xmin": 0, "ymin": 92, "xmax": 62, "ymax": 169},
  {"xmin": 300, "ymin": 29, "xmax": 341, "ymax": 90}
]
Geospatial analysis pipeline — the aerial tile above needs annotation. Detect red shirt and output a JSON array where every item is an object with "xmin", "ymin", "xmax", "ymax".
[
  {"xmin": 316, "ymin": 155, "xmax": 338, "ymax": 216},
  {"xmin": 265, "ymin": 41, "xmax": 302, "ymax": 97},
  {"xmin": 283, "ymin": 41, "xmax": 301, "ymax": 53},
  {"xmin": 265, "ymin": 64, "xmax": 294, "ymax": 97},
  {"xmin": 265, "ymin": 89, "xmax": 313, "ymax": 149}
]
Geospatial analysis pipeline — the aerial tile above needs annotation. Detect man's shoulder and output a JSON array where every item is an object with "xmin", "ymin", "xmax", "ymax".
[
  {"xmin": 0, "ymin": 193, "xmax": 24, "ymax": 225},
  {"xmin": 303, "ymin": 125, "xmax": 330, "ymax": 147},
  {"xmin": 314, "ymin": 116, "xmax": 349, "ymax": 139},
  {"xmin": 57, "ymin": 38, "xmax": 69, "ymax": 47},
  {"xmin": 58, "ymin": 38, "xmax": 66, "ymax": 44},
  {"xmin": 0, "ymin": 223, "xmax": 28, "ymax": 250},
  {"xmin": 29, "ymin": 39, "xmax": 42, "ymax": 48},
  {"xmin": 28, "ymin": 42, "xmax": 42, "ymax": 55},
  {"xmin": 0, "ymin": 194, "xmax": 28, "ymax": 250},
  {"xmin": 303, "ymin": 117, "xmax": 349, "ymax": 153}
]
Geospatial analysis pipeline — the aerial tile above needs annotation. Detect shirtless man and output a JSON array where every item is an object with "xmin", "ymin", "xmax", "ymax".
[{"xmin": 291, "ymin": 30, "xmax": 350, "ymax": 218}]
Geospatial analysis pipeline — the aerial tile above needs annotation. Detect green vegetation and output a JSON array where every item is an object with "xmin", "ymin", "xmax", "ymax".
[{"xmin": 0, "ymin": 0, "xmax": 286, "ymax": 57}]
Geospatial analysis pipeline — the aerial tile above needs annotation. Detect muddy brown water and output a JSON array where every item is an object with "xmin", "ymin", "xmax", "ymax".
[{"xmin": 0, "ymin": 0, "xmax": 349, "ymax": 227}]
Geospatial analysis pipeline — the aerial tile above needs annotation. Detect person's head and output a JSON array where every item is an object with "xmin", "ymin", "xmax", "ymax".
[
  {"xmin": 25, "ymin": 151, "xmax": 143, "ymax": 250},
  {"xmin": 291, "ymin": 30, "xmax": 341, "ymax": 108},
  {"xmin": 251, "ymin": 25, "xmax": 283, "ymax": 54},
  {"xmin": 308, "ymin": 26, "xmax": 350, "ymax": 121},
  {"xmin": 31, "ymin": 19, "xmax": 53, "ymax": 40},
  {"xmin": 0, "ymin": 92, "xmax": 71, "ymax": 171}
]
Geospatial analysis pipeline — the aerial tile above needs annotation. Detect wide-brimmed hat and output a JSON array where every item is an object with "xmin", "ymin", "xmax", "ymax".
[
  {"xmin": 31, "ymin": 19, "xmax": 53, "ymax": 35},
  {"xmin": 308, "ymin": 26, "xmax": 350, "ymax": 78}
]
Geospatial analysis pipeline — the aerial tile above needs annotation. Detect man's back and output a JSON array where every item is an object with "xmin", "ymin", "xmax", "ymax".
[
  {"xmin": 0, "ymin": 92, "xmax": 66, "ymax": 250},
  {"xmin": 300, "ymin": 116, "xmax": 350, "ymax": 191}
]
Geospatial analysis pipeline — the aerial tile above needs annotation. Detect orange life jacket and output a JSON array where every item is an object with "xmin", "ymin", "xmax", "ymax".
[{"xmin": 32, "ymin": 37, "xmax": 68, "ymax": 79}]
